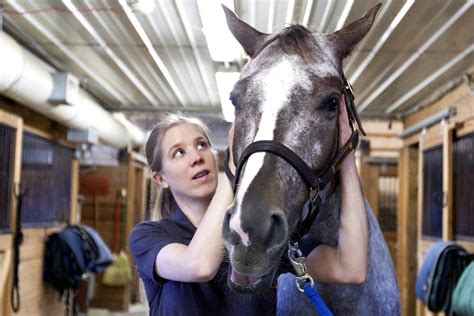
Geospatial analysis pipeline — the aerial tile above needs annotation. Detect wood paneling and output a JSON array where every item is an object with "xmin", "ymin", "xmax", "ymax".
[{"xmin": 80, "ymin": 157, "xmax": 147, "ymax": 311}]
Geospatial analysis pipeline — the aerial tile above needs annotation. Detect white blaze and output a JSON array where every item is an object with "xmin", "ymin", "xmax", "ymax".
[{"xmin": 229, "ymin": 58, "xmax": 303, "ymax": 246}]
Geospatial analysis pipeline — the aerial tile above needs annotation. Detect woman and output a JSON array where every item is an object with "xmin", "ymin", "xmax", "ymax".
[
  {"xmin": 129, "ymin": 114, "xmax": 274, "ymax": 315},
  {"xmin": 130, "ymin": 100, "xmax": 367, "ymax": 315}
]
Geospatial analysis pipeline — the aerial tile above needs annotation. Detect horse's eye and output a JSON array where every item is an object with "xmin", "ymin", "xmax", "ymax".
[
  {"xmin": 321, "ymin": 95, "xmax": 339, "ymax": 112},
  {"xmin": 229, "ymin": 94, "xmax": 238, "ymax": 107}
]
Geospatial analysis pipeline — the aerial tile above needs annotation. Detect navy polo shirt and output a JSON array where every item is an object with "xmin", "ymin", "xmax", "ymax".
[{"xmin": 129, "ymin": 208, "xmax": 277, "ymax": 316}]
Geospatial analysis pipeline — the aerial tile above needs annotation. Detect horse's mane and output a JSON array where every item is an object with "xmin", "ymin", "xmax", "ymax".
[{"xmin": 277, "ymin": 25, "xmax": 317, "ymax": 61}]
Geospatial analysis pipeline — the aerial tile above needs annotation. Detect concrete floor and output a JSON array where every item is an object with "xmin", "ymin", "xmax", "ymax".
[{"xmin": 87, "ymin": 304, "xmax": 149, "ymax": 316}]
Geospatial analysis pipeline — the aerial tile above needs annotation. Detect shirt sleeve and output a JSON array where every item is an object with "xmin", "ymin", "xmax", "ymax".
[{"xmin": 129, "ymin": 220, "xmax": 179, "ymax": 285}]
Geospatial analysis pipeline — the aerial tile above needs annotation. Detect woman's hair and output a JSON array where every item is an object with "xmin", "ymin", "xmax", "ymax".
[{"xmin": 146, "ymin": 113, "xmax": 213, "ymax": 220}]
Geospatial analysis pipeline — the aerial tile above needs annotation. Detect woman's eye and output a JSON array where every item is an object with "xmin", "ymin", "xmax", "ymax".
[
  {"xmin": 173, "ymin": 149, "xmax": 184, "ymax": 158},
  {"xmin": 197, "ymin": 141, "xmax": 208, "ymax": 150},
  {"xmin": 321, "ymin": 95, "xmax": 339, "ymax": 112}
]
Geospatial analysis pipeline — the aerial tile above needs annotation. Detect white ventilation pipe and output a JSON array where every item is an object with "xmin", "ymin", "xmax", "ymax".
[{"xmin": 0, "ymin": 32, "xmax": 145, "ymax": 148}]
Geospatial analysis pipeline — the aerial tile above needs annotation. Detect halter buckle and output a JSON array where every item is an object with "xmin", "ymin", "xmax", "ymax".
[
  {"xmin": 310, "ymin": 186, "xmax": 321, "ymax": 208},
  {"xmin": 288, "ymin": 242, "xmax": 307, "ymax": 277},
  {"xmin": 288, "ymin": 242, "xmax": 315, "ymax": 292}
]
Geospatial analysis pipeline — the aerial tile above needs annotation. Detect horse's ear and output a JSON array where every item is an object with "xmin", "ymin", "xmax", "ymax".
[
  {"xmin": 328, "ymin": 3, "xmax": 381, "ymax": 59},
  {"xmin": 222, "ymin": 5, "xmax": 268, "ymax": 58}
]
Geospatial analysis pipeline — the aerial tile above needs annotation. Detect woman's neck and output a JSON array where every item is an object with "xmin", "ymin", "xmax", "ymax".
[{"xmin": 175, "ymin": 196, "xmax": 212, "ymax": 227}]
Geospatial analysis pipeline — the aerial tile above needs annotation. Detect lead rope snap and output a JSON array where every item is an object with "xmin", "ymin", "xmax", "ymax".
[{"xmin": 288, "ymin": 242, "xmax": 333, "ymax": 316}]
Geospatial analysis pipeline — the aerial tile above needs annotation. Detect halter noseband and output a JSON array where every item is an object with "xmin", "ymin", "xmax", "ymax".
[{"xmin": 224, "ymin": 75, "xmax": 365, "ymax": 241}]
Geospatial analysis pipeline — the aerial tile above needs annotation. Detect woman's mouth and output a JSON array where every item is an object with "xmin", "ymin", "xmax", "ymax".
[{"xmin": 192, "ymin": 170, "xmax": 210, "ymax": 180}]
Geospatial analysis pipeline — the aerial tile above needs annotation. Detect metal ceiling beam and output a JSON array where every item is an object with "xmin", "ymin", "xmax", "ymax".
[
  {"xmin": 386, "ymin": 44, "xmax": 473, "ymax": 114},
  {"xmin": 354, "ymin": 0, "xmax": 452, "ymax": 101},
  {"xmin": 174, "ymin": 0, "xmax": 215, "ymax": 104},
  {"xmin": 335, "ymin": 0, "xmax": 354, "ymax": 31},
  {"xmin": 357, "ymin": 1, "xmax": 472, "ymax": 112},
  {"xmin": 89, "ymin": 0, "xmax": 175, "ymax": 104},
  {"xmin": 118, "ymin": 0, "xmax": 186, "ymax": 106},
  {"xmin": 349, "ymin": 0, "xmax": 414, "ymax": 83},
  {"xmin": 301, "ymin": 0, "xmax": 314, "ymax": 26},
  {"xmin": 399, "ymin": 107, "xmax": 456, "ymax": 139},
  {"xmin": 285, "ymin": 0, "xmax": 295, "ymax": 25},
  {"xmin": 319, "ymin": 0, "xmax": 333, "ymax": 32},
  {"xmin": 343, "ymin": 0, "xmax": 391, "ymax": 73},
  {"xmin": 62, "ymin": 0, "xmax": 159, "ymax": 107},
  {"xmin": 6, "ymin": 1, "xmax": 132, "ymax": 105},
  {"xmin": 267, "ymin": 0, "xmax": 276, "ymax": 32}
]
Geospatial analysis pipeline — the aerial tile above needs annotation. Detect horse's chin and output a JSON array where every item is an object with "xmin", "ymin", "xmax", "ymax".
[{"xmin": 227, "ymin": 266, "xmax": 276, "ymax": 294}]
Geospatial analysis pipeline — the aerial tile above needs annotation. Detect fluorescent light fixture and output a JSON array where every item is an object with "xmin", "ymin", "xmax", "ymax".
[
  {"xmin": 215, "ymin": 72, "xmax": 240, "ymax": 122},
  {"xmin": 197, "ymin": 0, "xmax": 242, "ymax": 62},
  {"xmin": 126, "ymin": 0, "xmax": 155, "ymax": 15}
]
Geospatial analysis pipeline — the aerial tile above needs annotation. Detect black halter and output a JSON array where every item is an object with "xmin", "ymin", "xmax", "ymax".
[{"xmin": 224, "ymin": 76, "xmax": 365, "ymax": 241}]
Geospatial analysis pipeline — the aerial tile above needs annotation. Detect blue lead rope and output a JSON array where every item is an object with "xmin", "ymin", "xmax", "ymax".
[
  {"xmin": 288, "ymin": 242, "xmax": 333, "ymax": 316},
  {"xmin": 303, "ymin": 283, "xmax": 333, "ymax": 316}
]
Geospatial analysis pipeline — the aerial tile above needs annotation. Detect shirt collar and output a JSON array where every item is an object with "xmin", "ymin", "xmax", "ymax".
[{"xmin": 169, "ymin": 206, "xmax": 196, "ymax": 240}]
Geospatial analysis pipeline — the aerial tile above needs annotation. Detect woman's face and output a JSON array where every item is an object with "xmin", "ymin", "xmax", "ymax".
[{"xmin": 153, "ymin": 123, "xmax": 218, "ymax": 204}]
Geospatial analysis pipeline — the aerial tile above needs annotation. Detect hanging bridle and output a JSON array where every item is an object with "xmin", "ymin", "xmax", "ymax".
[{"xmin": 224, "ymin": 75, "xmax": 365, "ymax": 241}]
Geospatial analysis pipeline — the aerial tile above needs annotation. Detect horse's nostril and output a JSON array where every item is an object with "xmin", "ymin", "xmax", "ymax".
[
  {"xmin": 223, "ymin": 211, "xmax": 241, "ymax": 246},
  {"xmin": 267, "ymin": 213, "xmax": 287, "ymax": 250}
]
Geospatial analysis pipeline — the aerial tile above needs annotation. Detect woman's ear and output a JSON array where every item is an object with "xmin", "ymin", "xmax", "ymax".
[{"xmin": 151, "ymin": 171, "xmax": 169, "ymax": 188}]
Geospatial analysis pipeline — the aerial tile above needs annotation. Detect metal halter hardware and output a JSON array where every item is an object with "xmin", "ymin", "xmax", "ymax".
[{"xmin": 224, "ymin": 75, "xmax": 364, "ymax": 240}]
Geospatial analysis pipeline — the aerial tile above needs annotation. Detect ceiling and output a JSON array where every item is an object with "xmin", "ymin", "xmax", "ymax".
[{"xmin": 1, "ymin": 0, "xmax": 473, "ymax": 136}]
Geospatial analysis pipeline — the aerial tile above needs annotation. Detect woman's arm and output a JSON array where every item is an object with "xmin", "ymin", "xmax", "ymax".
[
  {"xmin": 305, "ymin": 98, "xmax": 368, "ymax": 284},
  {"xmin": 154, "ymin": 124, "xmax": 236, "ymax": 283}
]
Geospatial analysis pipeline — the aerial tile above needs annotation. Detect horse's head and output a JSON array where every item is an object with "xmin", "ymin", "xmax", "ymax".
[{"xmin": 221, "ymin": 4, "xmax": 380, "ymax": 293}]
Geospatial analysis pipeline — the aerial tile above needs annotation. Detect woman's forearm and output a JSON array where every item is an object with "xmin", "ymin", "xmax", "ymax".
[
  {"xmin": 336, "ymin": 154, "xmax": 368, "ymax": 283},
  {"xmin": 155, "ymin": 177, "xmax": 234, "ymax": 282},
  {"xmin": 185, "ymin": 177, "xmax": 234, "ymax": 278}
]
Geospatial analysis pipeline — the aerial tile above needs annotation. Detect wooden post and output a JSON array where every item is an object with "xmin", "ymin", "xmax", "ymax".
[
  {"xmin": 0, "ymin": 111, "xmax": 23, "ymax": 316},
  {"xmin": 397, "ymin": 145, "xmax": 419, "ymax": 316},
  {"xmin": 442, "ymin": 124, "xmax": 453, "ymax": 240},
  {"xmin": 416, "ymin": 137, "xmax": 424, "ymax": 316},
  {"xmin": 70, "ymin": 159, "xmax": 79, "ymax": 224}
]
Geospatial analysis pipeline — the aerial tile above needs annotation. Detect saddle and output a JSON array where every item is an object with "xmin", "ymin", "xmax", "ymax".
[
  {"xmin": 416, "ymin": 241, "xmax": 473, "ymax": 312},
  {"xmin": 43, "ymin": 224, "xmax": 113, "ymax": 295}
]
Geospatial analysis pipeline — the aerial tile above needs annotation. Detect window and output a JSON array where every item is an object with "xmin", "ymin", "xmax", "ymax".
[
  {"xmin": 453, "ymin": 132, "xmax": 474, "ymax": 240},
  {"xmin": 0, "ymin": 124, "xmax": 15, "ymax": 232},
  {"xmin": 422, "ymin": 145, "xmax": 443, "ymax": 238},
  {"xmin": 20, "ymin": 133, "xmax": 74, "ymax": 226}
]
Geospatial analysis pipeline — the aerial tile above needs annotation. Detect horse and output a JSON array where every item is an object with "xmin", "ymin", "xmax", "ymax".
[{"xmin": 221, "ymin": 4, "xmax": 400, "ymax": 315}]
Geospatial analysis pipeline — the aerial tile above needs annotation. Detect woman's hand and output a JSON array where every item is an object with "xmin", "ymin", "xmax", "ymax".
[
  {"xmin": 227, "ymin": 123, "xmax": 236, "ymax": 174},
  {"xmin": 338, "ymin": 97, "xmax": 352, "ymax": 148}
]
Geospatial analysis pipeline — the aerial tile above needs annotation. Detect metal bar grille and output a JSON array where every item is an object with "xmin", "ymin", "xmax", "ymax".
[
  {"xmin": 453, "ymin": 132, "xmax": 474, "ymax": 240},
  {"xmin": 422, "ymin": 145, "xmax": 443, "ymax": 238},
  {"xmin": 378, "ymin": 176, "xmax": 398, "ymax": 232},
  {"xmin": 0, "ymin": 124, "xmax": 15, "ymax": 233},
  {"xmin": 20, "ymin": 132, "xmax": 74, "ymax": 226}
]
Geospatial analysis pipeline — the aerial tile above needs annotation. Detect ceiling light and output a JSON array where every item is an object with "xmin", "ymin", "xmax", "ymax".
[
  {"xmin": 197, "ymin": 0, "xmax": 242, "ymax": 62},
  {"xmin": 126, "ymin": 0, "xmax": 155, "ymax": 15},
  {"xmin": 215, "ymin": 72, "xmax": 240, "ymax": 122}
]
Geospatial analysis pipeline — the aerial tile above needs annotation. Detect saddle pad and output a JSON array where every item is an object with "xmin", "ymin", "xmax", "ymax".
[
  {"xmin": 452, "ymin": 261, "xmax": 474, "ymax": 316},
  {"xmin": 416, "ymin": 241, "xmax": 468, "ymax": 312}
]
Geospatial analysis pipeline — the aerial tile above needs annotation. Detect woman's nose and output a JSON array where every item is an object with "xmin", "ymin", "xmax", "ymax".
[{"xmin": 189, "ymin": 150, "xmax": 204, "ymax": 167}]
